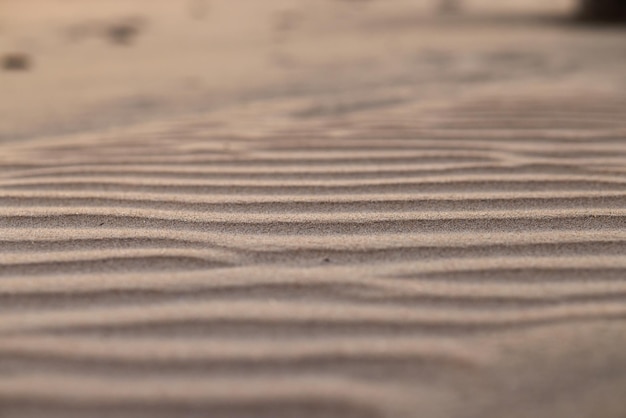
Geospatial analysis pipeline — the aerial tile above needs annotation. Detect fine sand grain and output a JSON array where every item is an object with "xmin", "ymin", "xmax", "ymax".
[{"xmin": 1, "ymin": 1, "xmax": 626, "ymax": 417}]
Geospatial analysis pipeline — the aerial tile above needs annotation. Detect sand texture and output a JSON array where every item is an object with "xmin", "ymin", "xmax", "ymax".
[
  {"xmin": 1, "ymin": 1, "xmax": 626, "ymax": 417},
  {"xmin": 2, "ymin": 88, "xmax": 626, "ymax": 417}
]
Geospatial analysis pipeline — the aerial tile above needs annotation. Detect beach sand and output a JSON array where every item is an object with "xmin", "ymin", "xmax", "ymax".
[{"xmin": 1, "ymin": 1, "xmax": 626, "ymax": 417}]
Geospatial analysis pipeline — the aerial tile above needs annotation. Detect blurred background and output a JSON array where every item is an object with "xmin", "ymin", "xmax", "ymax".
[{"xmin": 1, "ymin": 0, "xmax": 625, "ymax": 141}]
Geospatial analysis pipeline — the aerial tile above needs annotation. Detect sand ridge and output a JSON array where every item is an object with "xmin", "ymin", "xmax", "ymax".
[{"xmin": 1, "ymin": 86, "xmax": 626, "ymax": 417}]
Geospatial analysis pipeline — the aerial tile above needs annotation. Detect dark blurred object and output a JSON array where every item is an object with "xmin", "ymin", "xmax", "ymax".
[
  {"xmin": 107, "ymin": 24, "xmax": 138, "ymax": 45},
  {"xmin": 579, "ymin": 0, "xmax": 626, "ymax": 22},
  {"xmin": 106, "ymin": 17, "xmax": 145, "ymax": 46},
  {"xmin": 2, "ymin": 53, "xmax": 31, "ymax": 71}
]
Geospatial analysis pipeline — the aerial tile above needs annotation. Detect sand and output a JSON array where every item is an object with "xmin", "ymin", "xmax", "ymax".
[{"xmin": 1, "ymin": 1, "xmax": 626, "ymax": 417}]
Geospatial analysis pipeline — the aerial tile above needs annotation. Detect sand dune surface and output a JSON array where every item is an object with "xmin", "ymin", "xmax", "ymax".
[{"xmin": 1, "ymin": 1, "xmax": 626, "ymax": 417}]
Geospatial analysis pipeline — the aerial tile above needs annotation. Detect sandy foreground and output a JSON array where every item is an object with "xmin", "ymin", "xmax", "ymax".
[{"xmin": 1, "ymin": 1, "xmax": 626, "ymax": 417}]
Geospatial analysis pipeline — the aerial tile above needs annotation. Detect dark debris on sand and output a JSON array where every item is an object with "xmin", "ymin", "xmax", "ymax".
[
  {"xmin": 105, "ymin": 17, "xmax": 146, "ymax": 46},
  {"xmin": 2, "ymin": 53, "xmax": 31, "ymax": 71}
]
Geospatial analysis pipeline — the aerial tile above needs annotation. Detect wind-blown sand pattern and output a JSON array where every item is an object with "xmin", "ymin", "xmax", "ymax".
[
  {"xmin": 2, "ymin": 0, "xmax": 626, "ymax": 417},
  {"xmin": 1, "ymin": 88, "xmax": 626, "ymax": 418}
]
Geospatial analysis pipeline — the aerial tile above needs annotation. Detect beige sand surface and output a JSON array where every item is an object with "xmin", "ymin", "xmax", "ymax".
[{"xmin": 1, "ymin": 1, "xmax": 626, "ymax": 417}]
